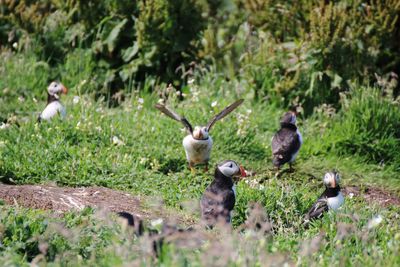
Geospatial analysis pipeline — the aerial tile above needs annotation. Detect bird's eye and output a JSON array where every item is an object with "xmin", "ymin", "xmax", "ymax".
[
  {"xmin": 229, "ymin": 163, "xmax": 233, "ymax": 168},
  {"xmin": 54, "ymin": 84, "xmax": 57, "ymax": 87}
]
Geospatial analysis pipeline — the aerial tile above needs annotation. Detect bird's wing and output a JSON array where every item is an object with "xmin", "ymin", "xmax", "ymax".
[
  {"xmin": 155, "ymin": 104, "xmax": 193, "ymax": 134},
  {"xmin": 206, "ymin": 99, "xmax": 244, "ymax": 131},
  {"xmin": 222, "ymin": 190, "xmax": 235, "ymax": 212},
  {"xmin": 305, "ymin": 197, "xmax": 329, "ymax": 221},
  {"xmin": 271, "ymin": 128, "xmax": 301, "ymax": 157}
]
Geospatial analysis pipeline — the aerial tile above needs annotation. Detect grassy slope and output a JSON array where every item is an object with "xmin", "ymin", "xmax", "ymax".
[{"xmin": 0, "ymin": 55, "xmax": 400, "ymax": 265}]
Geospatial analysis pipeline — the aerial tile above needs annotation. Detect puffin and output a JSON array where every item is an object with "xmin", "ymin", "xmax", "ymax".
[
  {"xmin": 271, "ymin": 111, "xmax": 302, "ymax": 171},
  {"xmin": 38, "ymin": 81, "xmax": 68, "ymax": 122},
  {"xmin": 117, "ymin": 212, "xmax": 197, "ymax": 257},
  {"xmin": 200, "ymin": 160, "xmax": 246, "ymax": 226},
  {"xmin": 155, "ymin": 99, "xmax": 243, "ymax": 171},
  {"xmin": 304, "ymin": 171, "xmax": 344, "ymax": 224}
]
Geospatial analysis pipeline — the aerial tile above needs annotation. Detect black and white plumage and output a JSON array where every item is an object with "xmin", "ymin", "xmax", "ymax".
[
  {"xmin": 117, "ymin": 212, "xmax": 196, "ymax": 257},
  {"xmin": 200, "ymin": 160, "xmax": 246, "ymax": 226},
  {"xmin": 38, "ymin": 81, "xmax": 68, "ymax": 122},
  {"xmin": 304, "ymin": 171, "xmax": 344, "ymax": 223},
  {"xmin": 155, "ymin": 99, "xmax": 244, "ymax": 171},
  {"xmin": 271, "ymin": 111, "xmax": 302, "ymax": 170}
]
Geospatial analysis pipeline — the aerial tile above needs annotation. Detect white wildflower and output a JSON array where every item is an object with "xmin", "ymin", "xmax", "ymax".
[
  {"xmin": 112, "ymin": 136, "xmax": 125, "ymax": 146},
  {"xmin": 188, "ymin": 78, "xmax": 195, "ymax": 85},
  {"xmin": 348, "ymin": 192, "xmax": 354, "ymax": 199},
  {"xmin": 73, "ymin": 96, "xmax": 80, "ymax": 104},
  {"xmin": 12, "ymin": 42, "xmax": 18, "ymax": 49},
  {"xmin": 18, "ymin": 96, "xmax": 25, "ymax": 102},
  {"xmin": 139, "ymin": 157, "xmax": 148, "ymax": 165},
  {"xmin": 33, "ymin": 97, "xmax": 38, "ymax": 103},
  {"xmin": 138, "ymin": 98, "xmax": 144, "ymax": 104},
  {"xmin": 367, "ymin": 215, "xmax": 383, "ymax": 229},
  {"xmin": 211, "ymin": 101, "xmax": 218, "ymax": 107},
  {"xmin": 0, "ymin": 123, "xmax": 10, "ymax": 130},
  {"xmin": 150, "ymin": 218, "xmax": 163, "ymax": 228}
]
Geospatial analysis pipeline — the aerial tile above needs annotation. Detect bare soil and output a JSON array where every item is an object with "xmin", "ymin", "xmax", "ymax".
[
  {"xmin": 0, "ymin": 184, "xmax": 151, "ymax": 218},
  {"xmin": 343, "ymin": 185, "xmax": 400, "ymax": 207},
  {"xmin": 0, "ymin": 183, "xmax": 398, "ymax": 223}
]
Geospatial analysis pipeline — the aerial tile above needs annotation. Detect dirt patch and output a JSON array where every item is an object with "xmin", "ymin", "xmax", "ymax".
[
  {"xmin": 343, "ymin": 185, "xmax": 400, "ymax": 207},
  {"xmin": 0, "ymin": 184, "xmax": 153, "ymax": 218}
]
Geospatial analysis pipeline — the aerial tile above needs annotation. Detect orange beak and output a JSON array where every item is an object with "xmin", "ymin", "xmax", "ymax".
[
  {"xmin": 239, "ymin": 166, "xmax": 247, "ymax": 177},
  {"xmin": 61, "ymin": 85, "xmax": 68, "ymax": 94},
  {"xmin": 331, "ymin": 178, "xmax": 336, "ymax": 188}
]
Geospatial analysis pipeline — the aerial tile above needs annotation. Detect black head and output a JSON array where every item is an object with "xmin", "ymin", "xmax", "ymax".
[
  {"xmin": 280, "ymin": 111, "xmax": 297, "ymax": 125},
  {"xmin": 323, "ymin": 171, "xmax": 341, "ymax": 189},
  {"xmin": 214, "ymin": 160, "xmax": 246, "ymax": 181}
]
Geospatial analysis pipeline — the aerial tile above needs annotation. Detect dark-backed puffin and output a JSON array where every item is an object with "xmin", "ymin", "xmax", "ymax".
[
  {"xmin": 155, "ymin": 99, "xmax": 243, "ymax": 171},
  {"xmin": 117, "ymin": 212, "xmax": 197, "ymax": 257},
  {"xmin": 304, "ymin": 171, "xmax": 344, "ymax": 223},
  {"xmin": 200, "ymin": 160, "xmax": 246, "ymax": 226},
  {"xmin": 38, "ymin": 81, "xmax": 68, "ymax": 122},
  {"xmin": 271, "ymin": 111, "xmax": 302, "ymax": 171}
]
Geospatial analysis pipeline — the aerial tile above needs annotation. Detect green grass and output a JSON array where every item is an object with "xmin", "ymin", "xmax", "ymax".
[{"xmin": 1, "ymin": 51, "xmax": 400, "ymax": 266}]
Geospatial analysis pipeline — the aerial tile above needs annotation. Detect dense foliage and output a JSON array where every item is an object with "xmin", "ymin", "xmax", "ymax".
[{"xmin": 1, "ymin": 0, "xmax": 399, "ymax": 108}]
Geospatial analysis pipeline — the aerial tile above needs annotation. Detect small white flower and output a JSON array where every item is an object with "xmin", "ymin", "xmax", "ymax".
[
  {"xmin": 150, "ymin": 218, "xmax": 164, "ymax": 227},
  {"xmin": 73, "ymin": 96, "xmax": 80, "ymax": 104},
  {"xmin": 0, "ymin": 123, "xmax": 10, "ymax": 130},
  {"xmin": 157, "ymin": 98, "xmax": 164, "ymax": 104},
  {"xmin": 112, "ymin": 136, "xmax": 125, "ymax": 146},
  {"xmin": 348, "ymin": 192, "xmax": 354, "ymax": 199},
  {"xmin": 12, "ymin": 42, "xmax": 18, "ymax": 49},
  {"xmin": 151, "ymin": 127, "xmax": 155, "ymax": 132},
  {"xmin": 138, "ymin": 98, "xmax": 144, "ymax": 104},
  {"xmin": 188, "ymin": 78, "xmax": 195, "ymax": 85},
  {"xmin": 18, "ymin": 96, "xmax": 25, "ymax": 102},
  {"xmin": 33, "ymin": 97, "xmax": 38, "ymax": 103},
  {"xmin": 259, "ymin": 184, "xmax": 265, "ymax": 190},
  {"xmin": 139, "ymin": 157, "xmax": 148, "ymax": 164},
  {"xmin": 211, "ymin": 101, "xmax": 218, "ymax": 107},
  {"xmin": 367, "ymin": 215, "xmax": 383, "ymax": 229}
]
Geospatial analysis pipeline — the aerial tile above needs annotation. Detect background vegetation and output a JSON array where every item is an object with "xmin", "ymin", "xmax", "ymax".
[{"xmin": 0, "ymin": 0, "xmax": 400, "ymax": 266}]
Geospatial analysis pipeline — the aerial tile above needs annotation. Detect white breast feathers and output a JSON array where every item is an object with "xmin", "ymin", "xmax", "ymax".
[
  {"xmin": 327, "ymin": 192, "xmax": 344, "ymax": 210},
  {"xmin": 40, "ymin": 101, "xmax": 66, "ymax": 121},
  {"xmin": 182, "ymin": 135, "xmax": 213, "ymax": 165}
]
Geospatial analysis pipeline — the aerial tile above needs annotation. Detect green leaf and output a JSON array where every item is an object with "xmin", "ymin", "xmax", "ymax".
[
  {"xmin": 106, "ymin": 18, "xmax": 128, "ymax": 53},
  {"xmin": 331, "ymin": 73, "xmax": 343, "ymax": 88},
  {"xmin": 122, "ymin": 42, "xmax": 139, "ymax": 62}
]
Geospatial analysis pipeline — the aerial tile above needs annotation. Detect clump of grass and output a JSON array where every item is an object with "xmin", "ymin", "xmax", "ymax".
[{"xmin": 323, "ymin": 87, "xmax": 400, "ymax": 168}]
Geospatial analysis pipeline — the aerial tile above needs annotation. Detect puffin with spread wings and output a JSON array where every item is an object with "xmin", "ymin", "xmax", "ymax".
[{"xmin": 155, "ymin": 99, "xmax": 244, "ymax": 171}]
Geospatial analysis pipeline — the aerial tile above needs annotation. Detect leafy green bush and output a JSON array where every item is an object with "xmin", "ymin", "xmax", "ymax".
[
  {"xmin": 200, "ymin": 0, "xmax": 400, "ymax": 112},
  {"xmin": 326, "ymin": 87, "xmax": 400, "ymax": 166}
]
